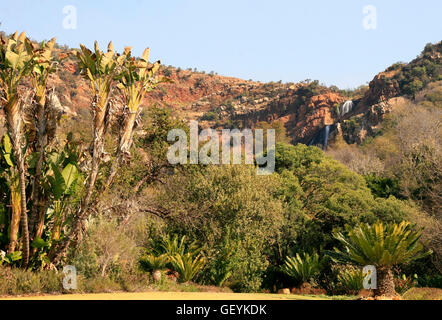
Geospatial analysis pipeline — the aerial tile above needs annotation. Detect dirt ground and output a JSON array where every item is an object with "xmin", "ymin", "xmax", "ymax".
[{"xmin": 1, "ymin": 291, "xmax": 334, "ymax": 300}]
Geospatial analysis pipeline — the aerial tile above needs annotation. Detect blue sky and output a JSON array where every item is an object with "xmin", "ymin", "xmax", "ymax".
[{"xmin": 0, "ymin": 0, "xmax": 440, "ymax": 88}]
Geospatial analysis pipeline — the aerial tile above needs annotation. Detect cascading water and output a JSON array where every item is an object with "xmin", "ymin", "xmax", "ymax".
[
  {"xmin": 308, "ymin": 101, "xmax": 353, "ymax": 150},
  {"xmin": 323, "ymin": 125, "xmax": 330, "ymax": 150},
  {"xmin": 338, "ymin": 100, "xmax": 353, "ymax": 117},
  {"xmin": 308, "ymin": 125, "xmax": 333, "ymax": 150}
]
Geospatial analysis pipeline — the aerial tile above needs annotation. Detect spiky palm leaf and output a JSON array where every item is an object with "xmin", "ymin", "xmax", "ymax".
[
  {"xmin": 337, "ymin": 266, "xmax": 365, "ymax": 294},
  {"xmin": 331, "ymin": 221, "xmax": 431, "ymax": 267},
  {"xmin": 281, "ymin": 251, "xmax": 321, "ymax": 284},
  {"xmin": 170, "ymin": 252, "xmax": 206, "ymax": 283},
  {"xmin": 140, "ymin": 253, "xmax": 169, "ymax": 272}
]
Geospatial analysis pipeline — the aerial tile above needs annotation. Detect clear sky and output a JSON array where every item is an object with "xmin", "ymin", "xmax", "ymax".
[{"xmin": 0, "ymin": 0, "xmax": 441, "ymax": 88}]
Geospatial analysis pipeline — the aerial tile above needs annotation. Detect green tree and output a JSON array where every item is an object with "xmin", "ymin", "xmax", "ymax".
[
  {"xmin": 273, "ymin": 143, "xmax": 410, "ymax": 254},
  {"xmin": 154, "ymin": 165, "xmax": 284, "ymax": 292}
]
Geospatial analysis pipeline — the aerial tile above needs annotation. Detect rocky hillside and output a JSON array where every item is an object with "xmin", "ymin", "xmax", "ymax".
[
  {"xmin": 200, "ymin": 40, "xmax": 442, "ymax": 146},
  {"xmin": 4, "ymin": 40, "xmax": 441, "ymax": 149}
]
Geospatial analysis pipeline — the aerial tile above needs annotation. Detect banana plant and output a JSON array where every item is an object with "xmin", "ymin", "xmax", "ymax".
[
  {"xmin": 0, "ymin": 31, "xmax": 36, "ymax": 267},
  {"xmin": 0, "ymin": 134, "xmax": 21, "ymax": 254},
  {"xmin": 45, "ymin": 162, "xmax": 80, "ymax": 241},
  {"xmin": 104, "ymin": 47, "xmax": 167, "ymax": 189},
  {"xmin": 70, "ymin": 41, "xmax": 125, "ymax": 207},
  {"xmin": 51, "ymin": 42, "xmax": 127, "ymax": 265},
  {"xmin": 25, "ymin": 38, "xmax": 60, "ymax": 241}
]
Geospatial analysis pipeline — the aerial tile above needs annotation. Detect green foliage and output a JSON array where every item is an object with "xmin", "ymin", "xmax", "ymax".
[
  {"xmin": 281, "ymin": 252, "xmax": 321, "ymax": 285},
  {"xmin": 170, "ymin": 252, "xmax": 206, "ymax": 283},
  {"xmin": 156, "ymin": 165, "xmax": 284, "ymax": 292},
  {"xmin": 0, "ymin": 266, "xmax": 62, "ymax": 295},
  {"xmin": 364, "ymin": 174, "xmax": 402, "ymax": 199},
  {"xmin": 394, "ymin": 42, "xmax": 442, "ymax": 98},
  {"xmin": 336, "ymin": 266, "xmax": 364, "ymax": 295},
  {"xmin": 394, "ymin": 274, "xmax": 418, "ymax": 295},
  {"xmin": 1, "ymin": 251, "xmax": 22, "ymax": 265},
  {"xmin": 139, "ymin": 253, "xmax": 169, "ymax": 272},
  {"xmin": 273, "ymin": 143, "xmax": 410, "ymax": 255},
  {"xmin": 201, "ymin": 111, "xmax": 218, "ymax": 121},
  {"xmin": 204, "ymin": 229, "xmax": 239, "ymax": 287},
  {"xmin": 330, "ymin": 221, "xmax": 431, "ymax": 267}
]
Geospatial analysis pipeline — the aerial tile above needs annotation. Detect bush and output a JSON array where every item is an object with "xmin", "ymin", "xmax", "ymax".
[
  {"xmin": 394, "ymin": 274, "xmax": 418, "ymax": 295},
  {"xmin": 0, "ymin": 266, "xmax": 62, "ymax": 295},
  {"xmin": 201, "ymin": 111, "xmax": 218, "ymax": 121},
  {"xmin": 336, "ymin": 266, "xmax": 364, "ymax": 295},
  {"xmin": 67, "ymin": 214, "xmax": 146, "ymax": 279},
  {"xmin": 155, "ymin": 165, "xmax": 284, "ymax": 292},
  {"xmin": 281, "ymin": 252, "xmax": 321, "ymax": 286},
  {"xmin": 170, "ymin": 253, "xmax": 206, "ymax": 283}
]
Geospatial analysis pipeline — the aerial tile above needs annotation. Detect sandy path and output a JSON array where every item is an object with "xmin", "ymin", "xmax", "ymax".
[{"xmin": 2, "ymin": 291, "xmax": 330, "ymax": 300}]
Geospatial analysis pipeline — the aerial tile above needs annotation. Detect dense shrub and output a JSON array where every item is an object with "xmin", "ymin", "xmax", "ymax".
[
  {"xmin": 273, "ymin": 143, "xmax": 410, "ymax": 254},
  {"xmin": 154, "ymin": 165, "xmax": 284, "ymax": 292},
  {"xmin": 0, "ymin": 266, "xmax": 62, "ymax": 295}
]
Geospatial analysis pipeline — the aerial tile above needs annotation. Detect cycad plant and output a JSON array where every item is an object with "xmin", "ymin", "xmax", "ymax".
[
  {"xmin": 281, "ymin": 251, "xmax": 321, "ymax": 286},
  {"xmin": 337, "ymin": 266, "xmax": 365, "ymax": 295},
  {"xmin": 158, "ymin": 235, "xmax": 198, "ymax": 258},
  {"xmin": 140, "ymin": 252, "xmax": 169, "ymax": 282},
  {"xmin": 331, "ymin": 221, "xmax": 431, "ymax": 297},
  {"xmin": 170, "ymin": 252, "xmax": 206, "ymax": 283}
]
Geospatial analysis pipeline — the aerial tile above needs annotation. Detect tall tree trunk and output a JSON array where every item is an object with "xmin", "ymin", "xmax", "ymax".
[
  {"xmin": 16, "ymin": 149, "xmax": 30, "ymax": 267},
  {"xmin": 374, "ymin": 267, "xmax": 396, "ymax": 297},
  {"xmin": 51, "ymin": 95, "xmax": 110, "ymax": 265},
  {"xmin": 104, "ymin": 107, "xmax": 138, "ymax": 190},
  {"xmin": 5, "ymin": 96, "xmax": 30, "ymax": 267},
  {"xmin": 8, "ymin": 179, "xmax": 21, "ymax": 253},
  {"xmin": 29, "ymin": 95, "xmax": 47, "ymax": 240}
]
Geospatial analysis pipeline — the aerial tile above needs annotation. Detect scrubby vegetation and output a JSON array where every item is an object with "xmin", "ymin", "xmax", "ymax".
[{"xmin": 0, "ymin": 32, "xmax": 440, "ymax": 300}]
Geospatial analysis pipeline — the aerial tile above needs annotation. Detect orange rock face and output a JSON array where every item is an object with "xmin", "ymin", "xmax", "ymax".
[{"xmin": 290, "ymin": 92, "xmax": 345, "ymax": 142}]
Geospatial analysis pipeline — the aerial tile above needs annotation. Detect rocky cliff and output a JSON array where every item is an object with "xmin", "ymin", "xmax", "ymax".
[{"xmin": 3, "ymin": 40, "xmax": 439, "ymax": 149}]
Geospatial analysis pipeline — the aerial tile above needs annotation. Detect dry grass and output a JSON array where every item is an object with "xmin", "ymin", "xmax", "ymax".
[{"xmin": 402, "ymin": 287, "xmax": 442, "ymax": 300}]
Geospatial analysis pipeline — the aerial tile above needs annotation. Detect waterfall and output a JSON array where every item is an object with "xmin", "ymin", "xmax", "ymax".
[
  {"xmin": 323, "ymin": 125, "xmax": 330, "ymax": 150},
  {"xmin": 308, "ymin": 125, "xmax": 333, "ymax": 150},
  {"xmin": 338, "ymin": 100, "xmax": 353, "ymax": 117}
]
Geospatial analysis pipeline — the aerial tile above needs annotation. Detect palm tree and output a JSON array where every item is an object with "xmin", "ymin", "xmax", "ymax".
[
  {"xmin": 330, "ymin": 221, "xmax": 431, "ymax": 296},
  {"xmin": 0, "ymin": 32, "xmax": 36, "ymax": 267}
]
